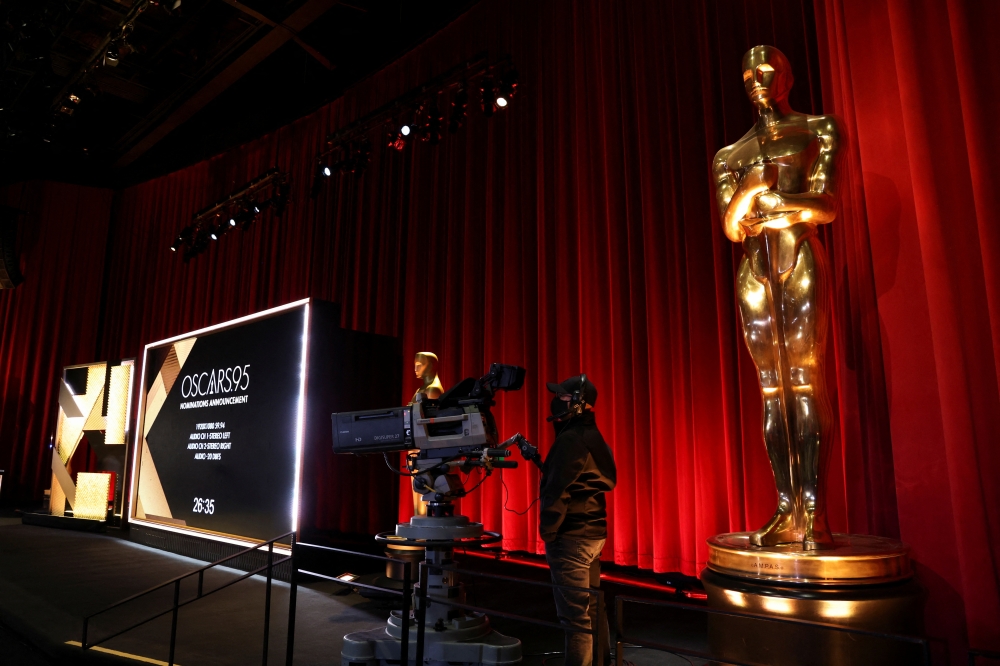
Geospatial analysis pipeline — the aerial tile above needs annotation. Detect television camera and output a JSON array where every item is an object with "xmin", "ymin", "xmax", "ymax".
[
  {"xmin": 332, "ymin": 363, "xmax": 533, "ymax": 665},
  {"xmin": 332, "ymin": 362, "xmax": 531, "ymax": 518}
]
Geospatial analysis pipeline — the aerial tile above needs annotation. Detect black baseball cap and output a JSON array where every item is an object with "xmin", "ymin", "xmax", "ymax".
[{"xmin": 546, "ymin": 374, "xmax": 597, "ymax": 406}]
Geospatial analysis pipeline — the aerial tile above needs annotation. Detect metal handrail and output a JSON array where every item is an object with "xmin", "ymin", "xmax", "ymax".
[
  {"xmin": 615, "ymin": 595, "xmax": 933, "ymax": 666},
  {"xmin": 970, "ymin": 648, "xmax": 1000, "ymax": 665},
  {"xmin": 290, "ymin": 541, "xmax": 413, "ymax": 666},
  {"xmin": 81, "ymin": 530, "xmax": 296, "ymax": 666}
]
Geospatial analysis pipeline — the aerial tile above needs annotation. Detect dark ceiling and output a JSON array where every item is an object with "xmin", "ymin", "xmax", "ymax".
[{"xmin": 0, "ymin": 0, "xmax": 477, "ymax": 188}]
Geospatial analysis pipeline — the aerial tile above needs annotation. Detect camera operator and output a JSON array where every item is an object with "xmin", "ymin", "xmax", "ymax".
[{"xmin": 540, "ymin": 375, "xmax": 617, "ymax": 666}]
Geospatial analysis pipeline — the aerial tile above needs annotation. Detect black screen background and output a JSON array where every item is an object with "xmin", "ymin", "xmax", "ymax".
[{"xmin": 142, "ymin": 309, "xmax": 303, "ymax": 541}]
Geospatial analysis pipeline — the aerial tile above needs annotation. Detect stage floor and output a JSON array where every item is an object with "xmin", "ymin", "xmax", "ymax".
[{"xmin": 0, "ymin": 517, "xmax": 703, "ymax": 665}]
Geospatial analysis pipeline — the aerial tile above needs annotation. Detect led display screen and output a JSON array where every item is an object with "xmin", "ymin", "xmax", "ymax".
[{"xmin": 130, "ymin": 301, "xmax": 308, "ymax": 543}]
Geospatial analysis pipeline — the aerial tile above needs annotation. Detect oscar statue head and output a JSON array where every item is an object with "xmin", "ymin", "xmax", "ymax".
[
  {"xmin": 414, "ymin": 352, "xmax": 438, "ymax": 381},
  {"xmin": 741, "ymin": 45, "xmax": 793, "ymax": 112}
]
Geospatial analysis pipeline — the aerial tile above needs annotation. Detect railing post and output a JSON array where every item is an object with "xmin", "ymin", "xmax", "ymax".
[
  {"xmin": 400, "ymin": 564, "xmax": 411, "ymax": 666},
  {"xmin": 82, "ymin": 616, "xmax": 89, "ymax": 650},
  {"xmin": 415, "ymin": 561, "xmax": 427, "ymax": 666},
  {"xmin": 263, "ymin": 540, "xmax": 274, "ymax": 666},
  {"xmin": 198, "ymin": 570, "xmax": 203, "ymax": 598},
  {"xmin": 594, "ymin": 589, "xmax": 603, "ymax": 666},
  {"xmin": 615, "ymin": 596, "xmax": 623, "ymax": 666},
  {"xmin": 285, "ymin": 533, "xmax": 297, "ymax": 666},
  {"xmin": 168, "ymin": 579, "xmax": 180, "ymax": 666}
]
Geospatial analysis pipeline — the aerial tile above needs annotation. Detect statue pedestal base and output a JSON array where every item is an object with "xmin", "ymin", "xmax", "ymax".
[{"xmin": 703, "ymin": 533, "xmax": 922, "ymax": 665}]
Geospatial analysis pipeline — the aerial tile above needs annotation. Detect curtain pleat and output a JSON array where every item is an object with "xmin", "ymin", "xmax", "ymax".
[{"xmin": 816, "ymin": 0, "xmax": 1000, "ymax": 658}]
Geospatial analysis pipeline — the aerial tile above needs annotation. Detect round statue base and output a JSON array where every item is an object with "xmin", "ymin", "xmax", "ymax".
[{"xmin": 703, "ymin": 532, "xmax": 922, "ymax": 666}]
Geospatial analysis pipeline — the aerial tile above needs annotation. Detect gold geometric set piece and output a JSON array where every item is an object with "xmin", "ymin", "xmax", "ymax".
[{"xmin": 50, "ymin": 361, "xmax": 135, "ymax": 518}]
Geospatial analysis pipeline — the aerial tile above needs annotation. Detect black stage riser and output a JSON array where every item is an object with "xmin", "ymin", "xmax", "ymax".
[{"xmin": 129, "ymin": 524, "xmax": 293, "ymax": 582}]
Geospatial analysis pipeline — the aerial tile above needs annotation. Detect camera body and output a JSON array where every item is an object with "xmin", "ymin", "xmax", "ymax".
[{"xmin": 331, "ymin": 362, "xmax": 525, "ymax": 458}]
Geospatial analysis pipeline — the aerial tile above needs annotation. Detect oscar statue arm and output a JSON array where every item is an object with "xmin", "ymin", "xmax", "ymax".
[
  {"xmin": 754, "ymin": 115, "xmax": 842, "ymax": 227},
  {"xmin": 712, "ymin": 145, "xmax": 744, "ymax": 243},
  {"xmin": 714, "ymin": 144, "xmax": 779, "ymax": 242}
]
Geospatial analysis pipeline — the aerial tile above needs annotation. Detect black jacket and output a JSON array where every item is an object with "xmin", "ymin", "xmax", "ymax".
[{"xmin": 539, "ymin": 411, "xmax": 617, "ymax": 542}]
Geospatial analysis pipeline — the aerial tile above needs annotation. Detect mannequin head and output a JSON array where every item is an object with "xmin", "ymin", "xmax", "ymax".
[{"xmin": 741, "ymin": 45, "xmax": 793, "ymax": 113}]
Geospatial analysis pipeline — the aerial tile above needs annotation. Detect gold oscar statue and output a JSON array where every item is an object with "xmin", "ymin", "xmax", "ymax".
[
  {"xmin": 412, "ymin": 352, "xmax": 443, "ymax": 402},
  {"xmin": 712, "ymin": 45, "xmax": 840, "ymax": 550},
  {"xmin": 409, "ymin": 352, "xmax": 443, "ymax": 516},
  {"xmin": 703, "ymin": 47, "xmax": 915, "ymax": 666}
]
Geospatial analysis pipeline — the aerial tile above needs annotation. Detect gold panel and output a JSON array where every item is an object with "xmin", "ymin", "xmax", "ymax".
[
  {"xmin": 50, "ymin": 472, "xmax": 67, "ymax": 517},
  {"xmin": 82, "ymin": 388, "xmax": 107, "ymax": 431},
  {"xmin": 134, "ymin": 339, "xmax": 197, "ymax": 522},
  {"xmin": 707, "ymin": 532, "xmax": 911, "ymax": 585},
  {"xmin": 136, "ymin": 439, "xmax": 173, "ymax": 519},
  {"xmin": 75, "ymin": 472, "xmax": 111, "ymax": 521},
  {"xmin": 56, "ymin": 363, "xmax": 107, "ymax": 464},
  {"xmin": 105, "ymin": 363, "xmax": 133, "ymax": 444}
]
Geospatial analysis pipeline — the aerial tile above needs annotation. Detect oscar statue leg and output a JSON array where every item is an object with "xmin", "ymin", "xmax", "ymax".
[
  {"xmin": 780, "ymin": 237, "xmax": 834, "ymax": 549},
  {"xmin": 736, "ymin": 256, "xmax": 797, "ymax": 546}
]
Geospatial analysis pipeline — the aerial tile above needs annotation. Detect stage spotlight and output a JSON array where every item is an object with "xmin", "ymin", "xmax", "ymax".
[
  {"xmin": 229, "ymin": 216, "xmax": 236, "ymax": 226},
  {"xmin": 353, "ymin": 140, "xmax": 372, "ymax": 174},
  {"xmin": 400, "ymin": 123, "xmax": 411, "ymax": 137},
  {"xmin": 322, "ymin": 165, "xmax": 332, "ymax": 177},
  {"xmin": 388, "ymin": 129, "xmax": 407, "ymax": 151},
  {"xmin": 480, "ymin": 77, "xmax": 496, "ymax": 117},
  {"xmin": 170, "ymin": 226, "xmax": 193, "ymax": 251},
  {"xmin": 210, "ymin": 228, "xmax": 219, "ymax": 240},
  {"xmin": 449, "ymin": 86, "xmax": 468, "ymax": 133},
  {"xmin": 426, "ymin": 106, "xmax": 443, "ymax": 145},
  {"xmin": 105, "ymin": 42, "xmax": 120, "ymax": 67},
  {"xmin": 272, "ymin": 183, "xmax": 289, "ymax": 216},
  {"xmin": 495, "ymin": 68, "xmax": 518, "ymax": 109}
]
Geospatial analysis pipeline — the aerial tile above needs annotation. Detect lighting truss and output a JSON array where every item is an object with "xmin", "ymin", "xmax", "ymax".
[
  {"xmin": 311, "ymin": 52, "xmax": 518, "ymax": 195},
  {"xmin": 171, "ymin": 168, "xmax": 290, "ymax": 260}
]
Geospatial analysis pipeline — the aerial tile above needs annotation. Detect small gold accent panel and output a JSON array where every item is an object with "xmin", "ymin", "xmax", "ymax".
[
  {"xmin": 707, "ymin": 532, "xmax": 911, "ymax": 585},
  {"xmin": 105, "ymin": 362, "xmax": 134, "ymax": 445},
  {"xmin": 75, "ymin": 472, "xmax": 111, "ymax": 521}
]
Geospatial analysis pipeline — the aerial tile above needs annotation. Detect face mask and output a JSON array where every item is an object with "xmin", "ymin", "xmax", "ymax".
[{"xmin": 550, "ymin": 396, "xmax": 570, "ymax": 421}]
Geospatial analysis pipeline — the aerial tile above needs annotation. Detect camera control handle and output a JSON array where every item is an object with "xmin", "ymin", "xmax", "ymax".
[{"xmin": 503, "ymin": 432, "xmax": 543, "ymax": 470}]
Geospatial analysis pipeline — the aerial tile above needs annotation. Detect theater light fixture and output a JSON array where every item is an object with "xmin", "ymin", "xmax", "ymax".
[
  {"xmin": 449, "ymin": 86, "xmax": 468, "ymax": 133},
  {"xmin": 104, "ymin": 42, "xmax": 120, "ymax": 67},
  {"xmin": 480, "ymin": 77, "xmax": 496, "ymax": 117},
  {"xmin": 495, "ymin": 68, "xmax": 518, "ymax": 109}
]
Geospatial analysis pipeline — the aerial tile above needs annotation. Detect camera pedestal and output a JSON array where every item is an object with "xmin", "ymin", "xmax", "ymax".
[{"xmin": 341, "ymin": 515, "xmax": 522, "ymax": 666}]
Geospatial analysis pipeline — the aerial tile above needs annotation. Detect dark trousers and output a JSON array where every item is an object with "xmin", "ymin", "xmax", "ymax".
[{"xmin": 544, "ymin": 536, "xmax": 611, "ymax": 666}]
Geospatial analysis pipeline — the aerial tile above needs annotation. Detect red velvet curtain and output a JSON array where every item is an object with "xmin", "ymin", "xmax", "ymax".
[
  {"xmin": 91, "ymin": 0, "xmax": 895, "ymax": 576},
  {"xmin": 3, "ymin": 0, "xmax": 995, "ymax": 658},
  {"xmin": 816, "ymin": 0, "xmax": 1000, "ymax": 658},
  {"xmin": 0, "ymin": 181, "xmax": 115, "ymax": 503}
]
